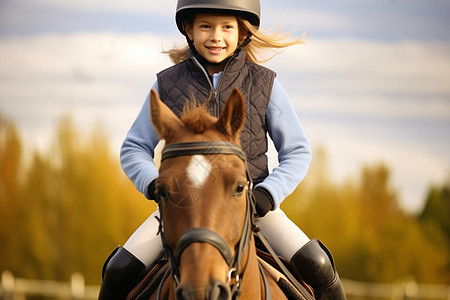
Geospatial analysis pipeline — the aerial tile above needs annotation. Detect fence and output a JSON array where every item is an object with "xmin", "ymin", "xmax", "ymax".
[
  {"xmin": 0, "ymin": 271, "xmax": 98, "ymax": 300},
  {"xmin": 342, "ymin": 278, "xmax": 450, "ymax": 300},
  {"xmin": 1, "ymin": 270, "xmax": 449, "ymax": 300}
]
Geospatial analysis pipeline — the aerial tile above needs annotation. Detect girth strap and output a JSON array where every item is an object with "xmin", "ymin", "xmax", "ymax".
[{"xmin": 175, "ymin": 228, "xmax": 233, "ymax": 266}]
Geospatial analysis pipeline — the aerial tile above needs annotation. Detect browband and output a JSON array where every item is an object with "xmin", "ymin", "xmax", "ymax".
[{"xmin": 161, "ymin": 141, "xmax": 246, "ymax": 162}]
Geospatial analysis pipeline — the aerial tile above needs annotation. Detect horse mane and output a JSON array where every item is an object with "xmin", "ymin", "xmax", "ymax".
[{"xmin": 180, "ymin": 103, "xmax": 216, "ymax": 134}]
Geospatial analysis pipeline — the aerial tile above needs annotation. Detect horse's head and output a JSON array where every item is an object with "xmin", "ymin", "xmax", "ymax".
[{"xmin": 150, "ymin": 89, "xmax": 251, "ymax": 300}]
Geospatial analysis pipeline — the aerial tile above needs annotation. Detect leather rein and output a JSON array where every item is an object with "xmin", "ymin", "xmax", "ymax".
[{"xmin": 155, "ymin": 141, "xmax": 271, "ymax": 300}]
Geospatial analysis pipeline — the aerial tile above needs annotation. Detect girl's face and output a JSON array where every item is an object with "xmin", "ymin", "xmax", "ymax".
[{"xmin": 186, "ymin": 13, "xmax": 244, "ymax": 72}]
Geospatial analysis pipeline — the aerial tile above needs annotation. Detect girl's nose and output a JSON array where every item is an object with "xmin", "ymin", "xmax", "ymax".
[{"xmin": 210, "ymin": 28, "xmax": 222, "ymax": 42}]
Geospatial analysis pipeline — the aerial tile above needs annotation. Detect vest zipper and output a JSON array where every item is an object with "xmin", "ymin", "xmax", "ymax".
[
  {"xmin": 191, "ymin": 57, "xmax": 219, "ymax": 117},
  {"xmin": 191, "ymin": 55, "xmax": 236, "ymax": 118}
]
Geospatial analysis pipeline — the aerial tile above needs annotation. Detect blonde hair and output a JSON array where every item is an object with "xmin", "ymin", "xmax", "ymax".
[{"xmin": 164, "ymin": 17, "xmax": 308, "ymax": 64}]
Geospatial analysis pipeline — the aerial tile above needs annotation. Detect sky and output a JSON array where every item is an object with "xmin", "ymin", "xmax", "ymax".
[{"xmin": 0, "ymin": 0, "xmax": 449, "ymax": 214}]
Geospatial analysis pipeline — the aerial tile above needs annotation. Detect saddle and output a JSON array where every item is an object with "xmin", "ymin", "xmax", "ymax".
[{"xmin": 127, "ymin": 236, "xmax": 314, "ymax": 300}]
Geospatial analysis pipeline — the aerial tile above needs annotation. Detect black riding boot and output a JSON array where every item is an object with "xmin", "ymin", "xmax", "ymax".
[
  {"xmin": 290, "ymin": 239, "xmax": 346, "ymax": 300},
  {"xmin": 98, "ymin": 246, "xmax": 146, "ymax": 300}
]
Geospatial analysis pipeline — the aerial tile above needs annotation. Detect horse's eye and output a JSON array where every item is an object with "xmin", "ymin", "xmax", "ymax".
[{"xmin": 234, "ymin": 183, "xmax": 245, "ymax": 197}]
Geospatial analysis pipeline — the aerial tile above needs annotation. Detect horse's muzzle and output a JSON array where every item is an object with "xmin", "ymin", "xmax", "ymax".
[{"xmin": 176, "ymin": 280, "xmax": 231, "ymax": 300}]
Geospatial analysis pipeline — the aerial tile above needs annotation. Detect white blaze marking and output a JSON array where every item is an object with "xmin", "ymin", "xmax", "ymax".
[{"xmin": 187, "ymin": 155, "xmax": 211, "ymax": 188}]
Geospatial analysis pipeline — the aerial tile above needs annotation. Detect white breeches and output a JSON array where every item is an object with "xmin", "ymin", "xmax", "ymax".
[
  {"xmin": 255, "ymin": 208, "xmax": 310, "ymax": 261},
  {"xmin": 124, "ymin": 208, "xmax": 310, "ymax": 268}
]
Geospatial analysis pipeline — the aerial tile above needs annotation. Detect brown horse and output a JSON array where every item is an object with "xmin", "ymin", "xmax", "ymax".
[{"xmin": 133, "ymin": 88, "xmax": 313, "ymax": 300}]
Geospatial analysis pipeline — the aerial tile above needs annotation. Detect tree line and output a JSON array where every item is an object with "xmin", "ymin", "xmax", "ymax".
[{"xmin": 0, "ymin": 114, "xmax": 448, "ymax": 285}]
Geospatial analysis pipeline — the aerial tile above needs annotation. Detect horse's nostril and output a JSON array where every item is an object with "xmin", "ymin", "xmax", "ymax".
[
  {"xmin": 175, "ymin": 284, "xmax": 194, "ymax": 300},
  {"xmin": 209, "ymin": 280, "xmax": 231, "ymax": 300},
  {"xmin": 175, "ymin": 281, "xmax": 231, "ymax": 300}
]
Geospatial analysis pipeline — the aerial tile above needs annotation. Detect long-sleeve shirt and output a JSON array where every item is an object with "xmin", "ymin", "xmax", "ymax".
[{"xmin": 120, "ymin": 75, "xmax": 311, "ymax": 209}]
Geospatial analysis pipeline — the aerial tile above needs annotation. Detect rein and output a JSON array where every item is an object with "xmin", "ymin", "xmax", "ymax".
[{"xmin": 155, "ymin": 141, "xmax": 271, "ymax": 300}]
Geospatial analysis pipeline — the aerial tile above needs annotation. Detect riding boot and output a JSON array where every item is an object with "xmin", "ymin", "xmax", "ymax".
[
  {"xmin": 290, "ymin": 239, "xmax": 346, "ymax": 300},
  {"xmin": 98, "ymin": 246, "xmax": 146, "ymax": 300}
]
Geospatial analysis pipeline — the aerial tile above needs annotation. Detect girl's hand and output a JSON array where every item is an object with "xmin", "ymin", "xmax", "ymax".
[{"xmin": 253, "ymin": 187, "xmax": 274, "ymax": 217}]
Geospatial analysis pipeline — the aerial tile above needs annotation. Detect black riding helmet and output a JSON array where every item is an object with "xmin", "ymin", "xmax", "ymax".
[
  {"xmin": 175, "ymin": 0, "xmax": 261, "ymax": 66},
  {"xmin": 175, "ymin": 0, "xmax": 261, "ymax": 36}
]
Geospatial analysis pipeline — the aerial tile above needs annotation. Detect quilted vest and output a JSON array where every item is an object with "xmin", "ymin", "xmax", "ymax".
[{"xmin": 157, "ymin": 49, "xmax": 276, "ymax": 184}]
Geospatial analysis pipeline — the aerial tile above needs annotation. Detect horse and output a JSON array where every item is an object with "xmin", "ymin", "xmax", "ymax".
[{"xmin": 129, "ymin": 88, "xmax": 314, "ymax": 300}]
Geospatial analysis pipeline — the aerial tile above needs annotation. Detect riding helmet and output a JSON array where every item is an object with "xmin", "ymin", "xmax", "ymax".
[{"xmin": 175, "ymin": 0, "xmax": 261, "ymax": 35}]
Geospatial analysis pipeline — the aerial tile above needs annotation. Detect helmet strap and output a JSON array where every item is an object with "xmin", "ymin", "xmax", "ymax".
[{"xmin": 239, "ymin": 33, "xmax": 253, "ymax": 49}]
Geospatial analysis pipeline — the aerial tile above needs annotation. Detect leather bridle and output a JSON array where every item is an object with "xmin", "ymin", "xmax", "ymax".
[{"xmin": 155, "ymin": 141, "xmax": 271, "ymax": 300}]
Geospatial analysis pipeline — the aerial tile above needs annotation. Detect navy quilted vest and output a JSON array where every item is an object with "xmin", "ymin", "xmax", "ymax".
[{"xmin": 157, "ymin": 49, "xmax": 276, "ymax": 184}]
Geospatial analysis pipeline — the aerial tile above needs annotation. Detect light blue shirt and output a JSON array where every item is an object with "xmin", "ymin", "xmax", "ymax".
[{"xmin": 120, "ymin": 75, "xmax": 311, "ymax": 209}]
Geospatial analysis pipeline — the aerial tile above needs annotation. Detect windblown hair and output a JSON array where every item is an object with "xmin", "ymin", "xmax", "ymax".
[{"xmin": 164, "ymin": 16, "xmax": 308, "ymax": 64}]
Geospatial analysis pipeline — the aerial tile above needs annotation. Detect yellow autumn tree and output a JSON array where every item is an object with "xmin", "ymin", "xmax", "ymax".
[
  {"xmin": 282, "ymin": 146, "xmax": 449, "ymax": 283},
  {"xmin": 0, "ymin": 115, "xmax": 24, "ymax": 273},
  {"xmin": 0, "ymin": 115, "xmax": 156, "ymax": 284},
  {"xmin": 1, "ymin": 116, "xmax": 448, "ymax": 286}
]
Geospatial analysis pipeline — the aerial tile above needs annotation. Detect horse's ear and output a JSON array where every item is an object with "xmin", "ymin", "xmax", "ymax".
[
  {"xmin": 150, "ymin": 89, "xmax": 183, "ymax": 139},
  {"xmin": 216, "ymin": 88, "xmax": 245, "ymax": 141}
]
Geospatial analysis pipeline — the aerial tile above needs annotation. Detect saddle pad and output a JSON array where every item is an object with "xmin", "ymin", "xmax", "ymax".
[{"xmin": 257, "ymin": 257, "xmax": 313, "ymax": 300}]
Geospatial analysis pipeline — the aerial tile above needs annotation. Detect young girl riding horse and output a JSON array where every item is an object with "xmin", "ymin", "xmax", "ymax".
[{"xmin": 99, "ymin": 0, "xmax": 345, "ymax": 299}]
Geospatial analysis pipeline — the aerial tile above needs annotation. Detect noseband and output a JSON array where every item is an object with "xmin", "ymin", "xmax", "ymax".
[{"xmin": 156, "ymin": 141, "xmax": 259, "ymax": 299}]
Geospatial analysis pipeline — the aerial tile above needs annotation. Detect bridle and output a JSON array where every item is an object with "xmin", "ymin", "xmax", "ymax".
[{"xmin": 155, "ymin": 141, "xmax": 271, "ymax": 300}]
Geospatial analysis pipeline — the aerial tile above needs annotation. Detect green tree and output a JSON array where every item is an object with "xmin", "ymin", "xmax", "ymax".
[
  {"xmin": 418, "ymin": 178, "xmax": 450, "ymax": 283},
  {"xmin": 420, "ymin": 178, "xmax": 450, "ymax": 243}
]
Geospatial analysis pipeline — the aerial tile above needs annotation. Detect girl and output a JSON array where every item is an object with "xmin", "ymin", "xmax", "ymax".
[{"xmin": 99, "ymin": 1, "xmax": 345, "ymax": 299}]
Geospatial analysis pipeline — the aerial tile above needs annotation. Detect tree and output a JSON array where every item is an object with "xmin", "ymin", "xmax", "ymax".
[
  {"xmin": 282, "ymin": 146, "xmax": 450, "ymax": 283},
  {"xmin": 420, "ymin": 178, "xmax": 450, "ymax": 243},
  {"xmin": 0, "ymin": 115, "xmax": 23, "ymax": 272},
  {"xmin": 1, "ymin": 117, "xmax": 448, "ymax": 285},
  {"xmin": 0, "ymin": 115, "xmax": 155, "ymax": 284},
  {"xmin": 418, "ymin": 178, "xmax": 450, "ymax": 283}
]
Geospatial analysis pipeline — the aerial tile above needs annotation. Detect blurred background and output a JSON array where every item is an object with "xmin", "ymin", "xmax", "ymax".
[{"xmin": 0, "ymin": 0, "xmax": 449, "ymax": 299}]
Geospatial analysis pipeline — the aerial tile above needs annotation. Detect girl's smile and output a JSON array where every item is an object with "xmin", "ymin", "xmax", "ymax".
[{"xmin": 206, "ymin": 46, "xmax": 226, "ymax": 54}]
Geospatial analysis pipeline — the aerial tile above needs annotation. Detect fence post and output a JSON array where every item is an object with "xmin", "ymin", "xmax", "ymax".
[
  {"xmin": 1, "ymin": 270, "xmax": 15, "ymax": 300},
  {"xmin": 391, "ymin": 280, "xmax": 406, "ymax": 300},
  {"xmin": 404, "ymin": 279, "xmax": 419, "ymax": 299},
  {"xmin": 71, "ymin": 272, "xmax": 85, "ymax": 299}
]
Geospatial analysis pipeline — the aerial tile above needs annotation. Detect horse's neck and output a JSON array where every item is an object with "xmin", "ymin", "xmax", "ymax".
[
  {"xmin": 239, "ymin": 240, "xmax": 265, "ymax": 299},
  {"xmin": 241, "ymin": 239, "xmax": 288, "ymax": 300}
]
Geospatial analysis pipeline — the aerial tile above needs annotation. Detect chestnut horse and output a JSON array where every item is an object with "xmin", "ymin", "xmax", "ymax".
[{"xmin": 132, "ymin": 89, "xmax": 314, "ymax": 300}]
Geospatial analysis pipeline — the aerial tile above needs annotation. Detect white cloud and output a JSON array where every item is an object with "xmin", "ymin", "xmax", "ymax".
[
  {"xmin": 266, "ymin": 38, "xmax": 450, "ymax": 120},
  {"xmin": 0, "ymin": 32, "xmax": 173, "ymax": 153},
  {"xmin": 16, "ymin": 0, "xmax": 175, "ymax": 15}
]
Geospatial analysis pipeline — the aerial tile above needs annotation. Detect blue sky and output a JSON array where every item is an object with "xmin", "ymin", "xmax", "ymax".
[
  {"xmin": 2, "ymin": 0, "xmax": 450, "ymax": 40},
  {"xmin": 0, "ymin": 0, "xmax": 449, "ymax": 214}
]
